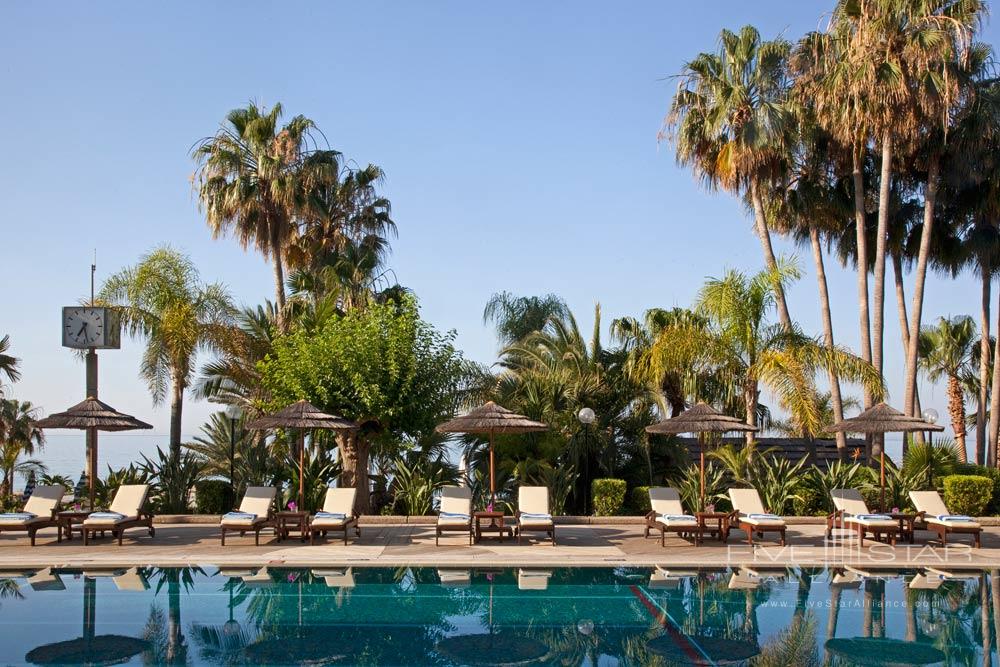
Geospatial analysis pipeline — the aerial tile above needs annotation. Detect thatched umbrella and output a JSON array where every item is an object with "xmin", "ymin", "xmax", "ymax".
[
  {"xmin": 33, "ymin": 397, "xmax": 152, "ymax": 510},
  {"xmin": 645, "ymin": 403, "xmax": 758, "ymax": 511},
  {"xmin": 436, "ymin": 402, "xmax": 548, "ymax": 504},
  {"xmin": 827, "ymin": 403, "xmax": 943, "ymax": 511},
  {"xmin": 246, "ymin": 400, "xmax": 359, "ymax": 511}
]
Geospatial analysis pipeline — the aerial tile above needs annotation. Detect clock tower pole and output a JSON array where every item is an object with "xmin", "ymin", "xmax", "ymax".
[{"xmin": 85, "ymin": 254, "xmax": 98, "ymax": 494}]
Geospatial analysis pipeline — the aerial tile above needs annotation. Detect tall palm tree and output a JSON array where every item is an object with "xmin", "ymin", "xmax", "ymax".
[
  {"xmin": 193, "ymin": 102, "xmax": 339, "ymax": 324},
  {"xmin": 0, "ymin": 335, "xmax": 19, "ymax": 398},
  {"xmin": 918, "ymin": 316, "xmax": 977, "ymax": 462},
  {"xmin": 100, "ymin": 247, "xmax": 234, "ymax": 459},
  {"xmin": 663, "ymin": 25, "xmax": 795, "ymax": 331},
  {"xmin": 483, "ymin": 292, "xmax": 569, "ymax": 349},
  {"xmin": 0, "ymin": 399, "xmax": 45, "ymax": 497}
]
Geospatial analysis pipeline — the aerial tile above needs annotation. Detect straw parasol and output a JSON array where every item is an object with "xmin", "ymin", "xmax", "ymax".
[
  {"xmin": 826, "ymin": 403, "xmax": 943, "ymax": 511},
  {"xmin": 435, "ymin": 402, "xmax": 548, "ymax": 504},
  {"xmin": 246, "ymin": 400, "xmax": 359, "ymax": 511},
  {"xmin": 33, "ymin": 397, "xmax": 152, "ymax": 510},
  {"xmin": 645, "ymin": 403, "xmax": 758, "ymax": 511}
]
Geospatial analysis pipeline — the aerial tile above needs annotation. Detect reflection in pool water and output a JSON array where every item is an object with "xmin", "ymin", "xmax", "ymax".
[{"xmin": 0, "ymin": 565, "xmax": 995, "ymax": 665}]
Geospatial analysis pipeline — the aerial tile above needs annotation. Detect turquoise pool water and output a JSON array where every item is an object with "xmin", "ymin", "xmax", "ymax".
[{"xmin": 0, "ymin": 566, "xmax": 994, "ymax": 665}]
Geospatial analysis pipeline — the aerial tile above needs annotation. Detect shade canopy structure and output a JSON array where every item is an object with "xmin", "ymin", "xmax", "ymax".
[
  {"xmin": 826, "ymin": 403, "xmax": 943, "ymax": 511},
  {"xmin": 646, "ymin": 403, "xmax": 758, "ymax": 511},
  {"xmin": 436, "ymin": 402, "xmax": 548, "ymax": 503},
  {"xmin": 246, "ymin": 400, "xmax": 359, "ymax": 510},
  {"xmin": 33, "ymin": 397, "xmax": 152, "ymax": 509}
]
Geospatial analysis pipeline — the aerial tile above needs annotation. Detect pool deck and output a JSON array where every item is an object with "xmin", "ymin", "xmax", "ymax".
[{"xmin": 1, "ymin": 522, "xmax": 998, "ymax": 571}]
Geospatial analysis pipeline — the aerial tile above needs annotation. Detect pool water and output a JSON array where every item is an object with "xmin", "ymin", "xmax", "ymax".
[{"xmin": 0, "ymin": 566, "xmax": 995, "ymax": 665}]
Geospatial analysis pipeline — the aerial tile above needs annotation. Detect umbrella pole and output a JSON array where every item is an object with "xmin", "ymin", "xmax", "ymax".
[
  {"xmin": 88, "ymin": 427, "xmax": 97, "ymax": 510},
  {"xmin": 299, "ymin": 430, "xmax": 305, "ymax": 511},
  {"xmin": 879, "ymin": 450, "xmax": 886, "ymax": 513},
  {"xmin": 489, "ymin": 431, "xmax": 496, "ymax": 505},
  {"xmin": 700, "ymin": 450, "xmax": 706, "ymax": 512}
]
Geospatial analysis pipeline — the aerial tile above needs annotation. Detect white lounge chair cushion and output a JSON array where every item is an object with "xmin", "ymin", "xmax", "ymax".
[
  {"xmin": 742, "ymin": 513, "xmax": 785, "ymax": 526},
  {"xmin": 519, "ymin": 512, "xmax": 553, "ymax": 527},
  {"xmin": 0, "ymin": 512, "xmax": 38, "ymax": 525},
  {"xmin": 925, "ymin": 515, "xmax": 980, "ymax": 528},
  {"xmin": 437, "ymin": 511, "xmax": 471, "ymax": 526},
  {"xmin": 320, "ymin": 488, "xmax": 356, "ymax": 516},
  {"xmin": 845, "ymin": 513, "xmax": 898, "ymax": 527},
  {"xmin": 656, "ymin": 514, "xmax": 698, "ymax": 526},
  {"xmin": 84, "ymin": 511, "xmax": 131, "ymax": 526},
  {"xmin": 311, "ymin": 512, "xmax": 349, "ymax": 527},
  {"xmin": 238, "ymin": 487, "xmax": 277, "ymax": 517},
  {"xmin": 831, "ymin": 489, "xmax": 871, "ymax": 516},
  {"xmin": 221, "ymin": 511, "xmax": 261, "ymax": 526}
]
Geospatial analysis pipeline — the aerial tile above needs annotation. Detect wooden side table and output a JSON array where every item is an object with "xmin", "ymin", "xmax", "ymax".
[
  {"xmin": 474, "ymin": 511, "xmax": 513, "ymax": 543},
  {"xmin": 275, "ymin": 511, "xmax": 308, "ymax": 542},
  {"xmin": 696, "ymin": 511, "xmax": 729, "ymax": 543},
  {"xmin": 890, "ymin": 513, "xmax": 917, "ymax": 544},
  {"xmin": 58, "ymin": 510, "xmax": 92, "ymax": 541}
]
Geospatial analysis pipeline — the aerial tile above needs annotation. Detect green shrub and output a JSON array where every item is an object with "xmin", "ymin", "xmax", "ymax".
[
  {"xmin": 195, "ymin": 480, "xmax": 235, "ymax": 514},
  {"xmin": 956, "ymin": 464, "xmax": 1000, "ymax": 515},
  {"xmin": 591, "ymin": 479, "xmax": 626, "ymax": 516},
  {"xmin": 630, "ymin": 486, "xmax": 651, "ymax": 514},
  {"xmin": 942, "ymin": 475, "xmax": 993, "ymax": 516}
]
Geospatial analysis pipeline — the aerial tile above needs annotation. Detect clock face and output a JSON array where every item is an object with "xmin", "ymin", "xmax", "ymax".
[{"xmin": 63, "ymin": 308, "xmax": 106, "ymax": 348}]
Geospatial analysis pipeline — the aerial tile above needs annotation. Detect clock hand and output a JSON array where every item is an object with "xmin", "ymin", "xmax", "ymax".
[{"xmin": 76, "ymin": 323, "xmax": 88, "ymax": 338}]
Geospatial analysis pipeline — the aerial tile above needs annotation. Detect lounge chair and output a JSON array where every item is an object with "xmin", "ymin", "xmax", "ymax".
[
  {"xmin": 28, "ymin": 567, "xmax": 65, "ymax": 591},
  {"xmin": 114, "ymin": 567, "xmax": 150, "ymax": 591},
  {"xmin": 436, "ymin": 486, "xmax": 473, "ymax": 545},
  {"xmin": 307, "ymin": 487, "xmax": 359, "ymax": 545},
  {"xmin": 82, "ymin": 484, "xmax": 154, "ymax": 546},
  {"xmin": 438, "ymin": 569, "xmax": 471, "ymax": 587},
  {"xmin": 643, "ymin": 487, "xmax": 701, "ymax": 546},
  {"xmin": 517, "ymin": 569, "xmax": 552, "ymax": 590},
  {"xmin": 829, "ymin": 488, "xmax": 900, "ymax": 547},
  {"xmin": 315, "ymin": 568, "xmax": 355, "ymax": 588},
  {"xmin": 0, "ymin": 485, "xmax": 64, "ymax": 546},
  {"xmin": 220, "ymin": 486, "xmax": 277, "ymax": 546},
  {"xmin": 728, "ymin": 488, "xmax": 786, "ymax": 546},
  {"xmin": 909, "ymin": 490, "xmax": 982, "ymax": 548},
  {"xmin": 516, "ymin": 486, "xmax": 555, "ymax": 545}
]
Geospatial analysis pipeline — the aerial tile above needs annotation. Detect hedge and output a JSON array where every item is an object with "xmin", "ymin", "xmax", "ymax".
[
  {"xmin": 195, "ymin": 480, "xmax": 236, "ymax": 514},
  {"xmin": 956, "ymin": 464, "xmax": 1000, "ymax": 515},
  {"xmin": 942, "ymin": 475, "xmax": 993, "ymax": 517},
  {"xmin": 591, "ymin": 479, "xmax": 627, "ymax": 516},
  {"xmin": 630, "ymin": 486, "xmax": 651, "ymax": 513}
]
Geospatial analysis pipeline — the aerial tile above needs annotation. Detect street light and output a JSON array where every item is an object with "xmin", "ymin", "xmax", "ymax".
[
  {"xmin": 577, "ymin": 408, "xmax": 596, "ymax": 515},
  {"xmin": 922, "ymin": 408, "xmax": 939, "ymax": 447},
  {"xmin": 224, "ymin": 404, "xmax": 242, "ymax": 487}
]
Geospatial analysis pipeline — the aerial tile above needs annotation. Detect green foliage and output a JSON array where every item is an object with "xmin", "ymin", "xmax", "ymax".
[
  {"xmin": 590, "ymin": 478, "xmax": 627, "ymax": 516},
  {"xmin": 902, "ymin": 441, "xmax": 959, "ymax": 490},
  {"xmin": 194, "ymin": 480, "xmax": 235, "ymax": 514},
  {"xmin": 956, "ymin": 464, "xmax": 1000, "ymax": 514},
  {"xmin": 140, "ymin": 447, "xmax": 204, "ymax": 514},
  {"xmin": 391, "ymin": 457, "xmax": 457, "ymax": 516},
  {"xmin": 95, "ymin": 464, "xmax": 152, "ymax": 510},
  {"xmin": 526, "ymin": 463, "xmax": 578, "ymax": 516},
  {"xmin": 942, "ymin": 475, "xmax": 993, "ymax": 516},
  {"xmin": 282, "ymin": 445, "xmax": 343, "ymax": 513},
  {"xmin": 672, "ymin": 462, "xmax": 728, "ymax": 513},
  {"xmin": 803, "ymin": 461, "xmax": 873, "ymax": 515},
  {"xmin": 630, "ymin": 486, "xmax": 651, "ymax": 513},
  {"xmin": 751, "ymin": 454, "xmax": 808, "ymax": 515},
  {"xmin": 39, "ymin": 473, "xmax": 75, "ymax": 490}
]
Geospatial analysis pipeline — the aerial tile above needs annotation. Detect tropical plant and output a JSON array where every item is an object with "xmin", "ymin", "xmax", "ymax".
[
  {"xmin": 918, "ymin": 316, "xmax": 977, "ymax": 461},
  {"xmin": 185, "ymin": 411, "xmax": 255, "ymax": 484},
  {"xmin": 671, "ymin": 462, "xmax": 728, "ymax": 513},
  {"xmin": 527, "ymin": 463, "xmax": 578, "ymax": 516},
  {"xmin": 804, "ymin": 460, "xmax": 873, "ymax": 514},
  {"xmin": 902, "ymin": 439, "xmax": 961, "ymax": 490},
  {"xmin": 750, "ymin": 454, "xmax": 810, "ymax": 515},
  {"xmin": 664, "ymin": 25, "xmax": 796, "ymax": 330},
  {"xmin": 139, "ymin": 447, "xmax": 204, "ymax": 514},
  {"xmin": 0, "ymin": 399, "xmax": 45, "ymax": 497},
  {"xmin": 483, "ymin": 292, "xmax": 569, "ymax": 348},
  {"xmin": 94, "ymin": 464, "xmax": 152, "ymax": 509},
  {"xmin": 390, "ymin": 456, "xmax": 457, "ymax": 516},
  {"xmin": 193, "ymin": 101, "xmax": 340, "ymax": 321},
  {"xmin": 0, "ymin": 335, "xmax": 19, "ymax": 397},
  {"xmin": 100, "ymin": 247, "xmax": 234, "ymax": 459},
  {"xmin": 282, "ymin": 445, "xmax": 343, "ymax": 513}
]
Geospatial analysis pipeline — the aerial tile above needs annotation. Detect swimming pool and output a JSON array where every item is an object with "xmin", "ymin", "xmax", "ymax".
[{"xmin": 0, "ymin": 566, "xmax": 994, "ymax": 665}]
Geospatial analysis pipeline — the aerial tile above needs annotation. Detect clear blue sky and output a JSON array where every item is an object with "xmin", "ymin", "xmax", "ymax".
[{"xmin": 2, "ymin": 1, "xmax": 994, "ymax": 472}]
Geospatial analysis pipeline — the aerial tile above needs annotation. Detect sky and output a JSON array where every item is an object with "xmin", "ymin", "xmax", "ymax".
[{"xmin": 1, "ymin": 1, "xmax": 995, "ymax": 477}]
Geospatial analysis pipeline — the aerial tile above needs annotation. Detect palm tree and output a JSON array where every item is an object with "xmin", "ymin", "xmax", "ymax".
[
  {"xmin": 0, "ymin": 399, "xmax": 45, "ymax": 497},
  {"xmin": 193, "ymin": 102, "xmax": 339, "ymax": 324},
  {"xmin": 196, "ymin": 302, "xmax": 279, "ymax": 410},
  {"xmin": 670, "ymin": 266, "xmax": 884, "ymax": 446},
  {"xmin": 663, "ymin": 25, "xmax": 795, "ymax": 331},
  {"xmin": 918, "ymin": 316, "xmax": 977, "ymax": 462},
  {"xmin": 0, "ymin": 335, "xmax": 19, "ymax": 397},
  {"xmin": 100, "ymin": 247, "xmax": 234, "ymax": 459},
  {"xmin": 483, "ymin": 292, "xmax": 569, "ymax": 348}
]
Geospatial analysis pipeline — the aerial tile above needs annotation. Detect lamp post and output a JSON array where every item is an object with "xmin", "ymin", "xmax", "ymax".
[
  {"xmin": 577, "ymin": 407, "xmax": 596, "ymax": 515},
  {"xmin": 224, "ymin": 404, "xmax": 242, "ymax": 487},
  {"xmin": 921, "ymin": 408, "xmax": 939, "ymax": 447}
]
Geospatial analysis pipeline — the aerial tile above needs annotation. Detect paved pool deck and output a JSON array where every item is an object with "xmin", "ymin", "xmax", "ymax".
[{"xmin": 1, "ymin": 522, "xmax": 998, "ymax": 571}]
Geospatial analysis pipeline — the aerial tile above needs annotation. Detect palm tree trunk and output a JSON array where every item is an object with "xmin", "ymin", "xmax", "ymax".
[
  {"xmin": 744, "ymin": 382, "xmax": 758, "ymax": 447},
  {"xmin": 166, "ymin": 572, "xmax": 186, "ymax": 664},
  {"xmin": 905, "ymin": 588, "xmax": 916, "ymax": 641},
  {"xmin": 894, "ymin": 254, "xmax": 924, "ymax": 448},
  {"xmin": 980, "ymin": 574, "xmax": 991, "ymax": 667},
  {"xmin": 977, "ymin": 270, "xmax": 990, "ymax": 465},
  {"xmin": 169, "ymin": 374, "xmax": 184, "ymax": 461},
  {"xmin": 270, "ymin": 226, "xmax": 287, "ymax": 327},
  {"xmin": 749, "ymin": 179, "xmax": 793, "ymax": 332},
  {"xmin": 904, "ymin": 156, "xmax": 940, "ymax": 418},
  {"xmin": 853, "ymin": 150, "xmax": 874, "ymax": 412},
  {"xmin": 872, "ymin": 132, "xmax": 893, "ymax": 382},
  {"xmin": 947, "ymin": 376, "xmax": 968, "ymax": 463},
  {"xmin": 992, "ymin": 570, "xmax": 1000, "ymax": 661},
  {"xmin": 810, "ymin": 228, "xmax": 848, "ymax": 456},
  {"xmin": 990, "ymin": 289, "xmax": 1000, "ymax": 468}
]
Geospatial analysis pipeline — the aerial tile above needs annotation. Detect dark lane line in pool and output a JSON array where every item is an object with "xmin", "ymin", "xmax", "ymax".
[{"xmin": 628, "ymin": 584, "xmax": 715, "ymax": 666}]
